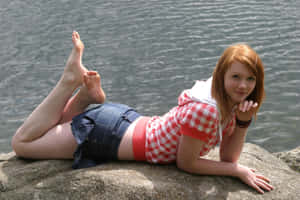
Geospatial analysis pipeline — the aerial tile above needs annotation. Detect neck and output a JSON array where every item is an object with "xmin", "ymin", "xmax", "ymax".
[
  {"xmin": 220, "ymin": 100, "xmax": 236, "ymax": 124},
  {"xmin": 227, "ymin": 97, "xmax": 237, "ymax": 112}
]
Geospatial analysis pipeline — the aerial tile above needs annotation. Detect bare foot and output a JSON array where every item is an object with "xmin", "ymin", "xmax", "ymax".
[
  {"xmin": 62, "ymin": 31, "xmax": 88, "ymax": 86},
  {"xmin": 78, "ymin": 71, "xmax": 106, "ymax": 105}
]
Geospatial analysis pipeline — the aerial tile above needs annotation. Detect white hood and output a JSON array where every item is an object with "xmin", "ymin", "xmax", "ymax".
[
  {"xmin": 190, "ymin": 77, "xmax": 223, "ymax": 141},
  {"xmin": 190, "ymin": 77, "xmax": 217, "ymax": 107}
]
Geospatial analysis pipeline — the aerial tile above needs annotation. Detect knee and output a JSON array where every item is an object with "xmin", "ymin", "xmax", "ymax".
[
  {"xmin": 11, "ymin": 129, "xmax": 27, "ymax": 158},
  {"xmin": 11, "ymin": 134, "xmax": 21, "ymax": 157}
]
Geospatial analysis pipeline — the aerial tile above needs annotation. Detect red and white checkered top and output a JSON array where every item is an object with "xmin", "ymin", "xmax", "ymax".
[{"xmin": 145, "ymin": 89, "xmax": 235, "ymax": 164}]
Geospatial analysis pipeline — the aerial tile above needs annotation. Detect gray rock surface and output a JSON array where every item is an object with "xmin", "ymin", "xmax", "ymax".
[
  {"xmin": 274, "ymin": 146, "xmax": 300, "ymax": 173},
  {"xmin": 1, "ymin": 143, "xmax": 299, "ymax": 200}
]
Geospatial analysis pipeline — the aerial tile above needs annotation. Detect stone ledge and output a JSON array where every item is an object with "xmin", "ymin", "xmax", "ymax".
[
  {"xmin": 1, "ymin": 143, "xmax": 299, "ymax": 200},
  {"xmin": 273, "ymin": 146, "xmax": 300, "ymax": 173}
]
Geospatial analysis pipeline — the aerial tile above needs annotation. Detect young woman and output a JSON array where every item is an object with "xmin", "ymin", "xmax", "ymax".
[{"xmin": 11, "ymin": 31, "xmax": 273, "ymax": 194}]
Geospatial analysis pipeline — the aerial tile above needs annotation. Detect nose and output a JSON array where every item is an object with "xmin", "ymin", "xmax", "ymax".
[{"xmin": 238, "ymin": 80, "xmax": 247, "ymax": 89}]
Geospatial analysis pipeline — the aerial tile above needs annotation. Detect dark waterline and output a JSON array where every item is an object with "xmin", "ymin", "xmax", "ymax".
[{"xmin": 0, "ymin": 0, "xmax": 299, "ymax": 153}]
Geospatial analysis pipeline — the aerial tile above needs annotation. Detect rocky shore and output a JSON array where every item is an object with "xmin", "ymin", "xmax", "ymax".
[
  {"xmin": 273, "ymin": 146, "xmax": 300, "ymax": 173},
  {"xmin": 0, "ymin": 143, "xmax": 299, "ymax": 200}
]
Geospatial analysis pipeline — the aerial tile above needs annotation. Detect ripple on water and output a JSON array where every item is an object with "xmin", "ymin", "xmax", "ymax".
[{"xmin": 0, "ymin": 0, "xmax": 299, "ymax": 153}]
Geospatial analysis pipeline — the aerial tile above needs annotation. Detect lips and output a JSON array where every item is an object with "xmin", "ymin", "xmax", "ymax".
[{"xmin": 236, "ymin": 91, "xmax": 247, "ymax": 96}]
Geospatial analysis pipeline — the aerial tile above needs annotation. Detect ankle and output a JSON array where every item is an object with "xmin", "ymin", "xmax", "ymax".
[
  {"xmin": 60, "ymin": 74, "xmax": 82, "ymax": 89},
  {"xmin": 74, "ymin": 89, "xmax": 92, "ymax": 107}
]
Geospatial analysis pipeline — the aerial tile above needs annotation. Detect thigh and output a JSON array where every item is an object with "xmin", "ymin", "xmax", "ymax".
[{"xmin": 17, "ymin": 122, "xmax": 77, "ymax": 159}]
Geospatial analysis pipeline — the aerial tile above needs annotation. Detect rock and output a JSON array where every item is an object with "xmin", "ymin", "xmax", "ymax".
[
  {"xmin": 1, "ymin": 143, "xmax": 299, "ymax": 200},
  {"xmin": 274, "ymin": 146, "xmax": 300, "ymax": 173}
]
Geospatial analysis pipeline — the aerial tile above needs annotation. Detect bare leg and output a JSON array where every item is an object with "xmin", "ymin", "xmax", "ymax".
[
  {"xmin": 12, "ymin": 71, "xmax": 107, "ymax": 159},
  {"xmin": 12, "ymin": 31, "xmax": 86, "ymax": 153},
  {"xmin": 59, "ymin": 70, "xmax": 106, "ymax": 123}
]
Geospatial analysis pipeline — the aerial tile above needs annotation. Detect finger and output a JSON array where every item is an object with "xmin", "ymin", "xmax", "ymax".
[
  {"xmin": 256, "ymin": 175, "xmax": 270, "ymax": 183},
  {"xmin": 263, "ymin": 181, "xmax": 274, "ymax": 191},
  {"xmin": 253, "ymin": 102, "xmax": 258, "ymax": 108},
  {"xmin": 256, "ymin": 175, "xmax": 274, "ymax": 190},
  {"xmin": 243, "ymin": 101, "xmax": 249, "ymax": 112},
  {"xmin": 256, "ymin": 179, "xmax": 274, "ymax": 191},
  {"xmin": 255, "ymin": 180, "xmax": 270, "ymax": 192},
  {"xmin": 252, "ymin": 182, "xmax": 265, "ymax": 194},
  {"xmin": 246, "ymin": 100, "xmax": 254, "ymax": 111},
  {"xmin": 239, "ymin": 102, "xmax": 244, "ymax": 112},
  {"xmin": 240, "ymin": 101, "xmax": 248, "ymax": 112},
  {"xmin": 250, "ymin": 168, "xmax": 256, "ymax": 172},
  {"xmin": 250, "ymin": 102, "xmax": 258, "ymax": 111}
]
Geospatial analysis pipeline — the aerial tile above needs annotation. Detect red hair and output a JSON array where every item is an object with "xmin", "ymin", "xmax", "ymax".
[{"xmin": 211, "ymin": 44, "xmax": 265, "ymax": 121}]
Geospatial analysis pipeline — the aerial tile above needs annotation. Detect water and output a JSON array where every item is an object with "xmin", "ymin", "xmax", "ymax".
[{"xmin": 0, "ymin": 0, "xmax": 299, "ymax": 153}]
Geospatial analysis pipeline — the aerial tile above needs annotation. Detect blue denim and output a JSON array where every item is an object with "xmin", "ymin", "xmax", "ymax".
[{"xmin": 71, "ymin": 103, "xmax": 141, "ymax": 169}]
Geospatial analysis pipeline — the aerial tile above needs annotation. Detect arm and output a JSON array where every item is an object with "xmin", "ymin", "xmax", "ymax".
[
  {"xmin": 219, "ymin": 125, "xmax": 248, "ymax": 163},
  {"xmin": 176, "ymin": 134, "xmax": 273, "ymax": 194},
  {"xmin": 177, "ymin": 134, "xmax": 241, "ymax": 176},
  {"xmin": 220, "ymin": 100, "xmax": 256, "ymax": 163}
]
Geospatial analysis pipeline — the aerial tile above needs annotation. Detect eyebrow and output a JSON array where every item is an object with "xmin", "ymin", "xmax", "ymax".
[{"xmin": 230, "ymin": 71, "xmax": 255, "ymax": 77}]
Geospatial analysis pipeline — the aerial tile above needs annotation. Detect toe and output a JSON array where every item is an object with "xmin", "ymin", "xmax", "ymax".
[
  {"xmin": 87, "ymin": 71, "xmax": 97, "ymax": 76},
  {"xmin": 83, "ymin": 73, "xmax": 88, "ymax": 83}
]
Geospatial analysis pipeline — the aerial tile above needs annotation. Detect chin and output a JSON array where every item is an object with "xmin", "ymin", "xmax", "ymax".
[
  {"xmin": 232, "ymin": 96, "xmax": 247, "ymax": 104},
  {"xmin": 228, "ymin": 93, "xmax": 249, "ymax": 105}
]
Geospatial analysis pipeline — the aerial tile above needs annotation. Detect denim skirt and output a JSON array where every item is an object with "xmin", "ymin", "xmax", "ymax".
[{"xmin": 71, "ymin": 102, "xmax": 141, "ymax": 169}]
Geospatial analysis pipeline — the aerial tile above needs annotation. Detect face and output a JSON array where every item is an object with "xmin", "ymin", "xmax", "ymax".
[{"xmin": 224, "ymin": 61, "xmax": 256, "ymax": 105}]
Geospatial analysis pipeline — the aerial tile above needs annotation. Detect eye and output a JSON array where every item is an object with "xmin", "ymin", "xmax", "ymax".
[
  {"xmin": 232, "ymin": 74, "xmax": 239, "ymax": 79},
  {"xmin": 247, "ymin": 76, "xmax": 256, "ymax": 81}
]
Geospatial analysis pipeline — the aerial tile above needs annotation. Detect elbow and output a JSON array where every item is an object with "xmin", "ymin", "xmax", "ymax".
[
  {"xmin": 176, "ymin": 158, "xmax": 195, "ymax": 174},
  {"xmin": 220, "ymin": 153, "xmax": 239, "ymax": 163},
  {"xmin": 220, "ymin": 157, "xmax": 238, "ymax": 163},
  {"xmin": 176, "ymin": 159, "xmax": 185, "ymax": 171},
  {"xmin": 219, "ymin": 147, "xmax": 240, "ymax": 163}
]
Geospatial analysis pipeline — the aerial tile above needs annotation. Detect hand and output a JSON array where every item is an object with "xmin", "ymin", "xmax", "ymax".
[
  {"xmin": 236, "ymin": 164, "xmax": 274, "ymax": 194},
  {"xmin": 236, "ymin": 100, "xmax": 258, "ymax": 121}
]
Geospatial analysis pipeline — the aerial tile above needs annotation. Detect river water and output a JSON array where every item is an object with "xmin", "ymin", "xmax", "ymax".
[{"xmin": 0, "ymin": 0, "xmax": 299, "ymax": 153}]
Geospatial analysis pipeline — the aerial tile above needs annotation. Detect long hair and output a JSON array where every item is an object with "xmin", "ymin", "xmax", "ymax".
[{"xmin": 211, "ymin": 44, "xmax": 265, "ymax": 122}]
